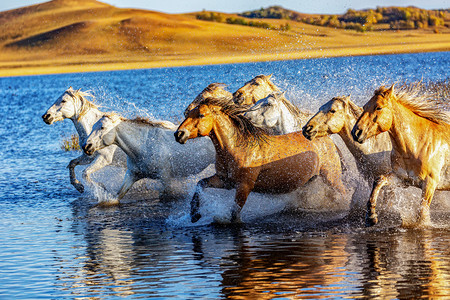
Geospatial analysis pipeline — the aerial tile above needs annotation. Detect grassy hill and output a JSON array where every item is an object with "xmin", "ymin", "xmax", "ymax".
[{"xmin": 0, "ymin": 0, "xmax": 449, "ymax": 76}]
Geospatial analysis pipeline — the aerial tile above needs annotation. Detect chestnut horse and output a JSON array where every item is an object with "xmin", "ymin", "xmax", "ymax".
[
  {"xmin": 352, "ymin": 84, "xmax": 450, "ymax": 227},
  {"xmin": 175, "ymin": 97, "xmax": 346, "ymax": 223}
]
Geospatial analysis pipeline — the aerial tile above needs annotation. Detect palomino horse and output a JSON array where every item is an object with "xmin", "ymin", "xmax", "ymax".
[
  {"xmin": 303, "ymin": 96, "xmax": 392, "ymax": 184},
  {"xmin": 83, "ymin": 113, "xmax": 216, "ymax": 204},
  {"xmin": 184, "ymin": 83, "xmax": 233, "ymax": 117},
  {"xmin": 42, "ymin": 87, "xmax": 125, "ymax": 193},
  {"xmin": 245, "ymin": 91, "xmax": 312, "ymax": 135},
  {"xmin": 174, "ymin": 97, "xmax": 346, "ymax": 223},
  {"xmin": 352, "ymin": 84, "xmax": 450, "ymax": 226},
  {"xmin": 233, "ymin": 74, "xmax": 279, "ymax": 106}
]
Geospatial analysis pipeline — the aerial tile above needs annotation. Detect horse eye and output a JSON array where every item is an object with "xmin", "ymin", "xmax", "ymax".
[
  {"xmin": 330, "ymin": 109, "xmax": 336, "ymax": 113},
  {"xmin": 376, "ymin": 106, "xmax": 382, "ymax": 111},
  {"xmin": 61, "ymin": 100, "xmax": 66, "ymax": 103},
  {"xmin": 198, "ymin": 114, "xmax": 205, "ymax": 118}
]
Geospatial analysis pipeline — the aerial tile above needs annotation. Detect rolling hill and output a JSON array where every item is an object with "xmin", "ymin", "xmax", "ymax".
[{"xmin": 0, "ymin": 0, "xmax": 449, "ymax": 76}]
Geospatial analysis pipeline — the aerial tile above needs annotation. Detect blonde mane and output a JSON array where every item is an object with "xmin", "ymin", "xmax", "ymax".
[
  {"xmin": 381, "ymin": 82, "xmax": 450, "ymax": 125},
  {"xmin": 66, "ymin": 88, "xmax": 98, "ymax": 121},
  {"xmin": 66, "ymin": 87, "xmax": 98, "ymax": 121}
]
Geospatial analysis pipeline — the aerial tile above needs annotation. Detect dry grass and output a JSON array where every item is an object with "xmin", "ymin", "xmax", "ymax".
[
  {"xmin": 61, "ymin": 134, "xmax": 81, "ymax": 151},
  {"xmin": 0, "ymin": 0, "xmax": 449, "ymax": 77}
]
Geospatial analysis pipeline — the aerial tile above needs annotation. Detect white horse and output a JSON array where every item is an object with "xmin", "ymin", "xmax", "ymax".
[
  {"xmin": 82, "ymin": 113, "xmax": 216, "ymax": 204},
  {"xmin": 244, "ymin": 91, "xmax": 313, "ymax": 134},
  {"xmin": 302, "ymin": 96, "xmax": 392, "ymax": 184},
  {"xmin": 42, "ymin": 87, "xmax": 125, "ymax": 193}
]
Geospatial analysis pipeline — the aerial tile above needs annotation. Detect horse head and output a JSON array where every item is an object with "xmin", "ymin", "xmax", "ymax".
[
  {"xmin": 244, "ymin": 92, "xmax": 282, "ymax": 129},
  {"xmin": 176, "ymin": 102, "xmax": 216, "ymax": 144},
  {"xmin": 303, "ymin": 95, "xmax": 356, "ymax": 140},
  {"xmin": 42, "ymin": 87, "xmax": 79, "ymax": 124},
  {"xmin": 184, "ymin": 83, "xmax": 232, "ymax": 117},
  {"xmin": 83, "ymin": 113, "xmax": 122, "ymax": 155},
  {"xmin": 233, "ymin": 74, "xmax": 279, "ymax": 106},
  {"xmin": 352, "ymin": 85, "xmax": 395, "ymax": 144}
]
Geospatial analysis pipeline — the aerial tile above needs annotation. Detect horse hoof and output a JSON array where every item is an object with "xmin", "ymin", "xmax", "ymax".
[
  {"xmin": 191, "ymin": 212, "xmax": 201, "ymax": 223},
  {"xmin": 74, "ymin": 183, "xmax": 85, "ymax": 193},
  {"xmin": 365, "ymin": 213, "xmax": 378, "ymax": 227}
]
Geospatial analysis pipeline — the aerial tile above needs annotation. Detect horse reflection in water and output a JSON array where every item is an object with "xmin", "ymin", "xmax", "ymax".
[
  {"xmin": 175, "ymin": 96, "xmax": 346, "ymax": 223},
  {"xmin": 351, "ymin": 229, "xmax": 450, "ymax": 298},
  {"xmin": 42, "ymin": 87, "xmax": 125, "ymax": 193},
  {"xmin": 83, "ymin": 113, "xmax": 215, "ymax": 204},
  {"xmin": 352, "ymin": 83, "xmax": 450, "ymax": 226}
]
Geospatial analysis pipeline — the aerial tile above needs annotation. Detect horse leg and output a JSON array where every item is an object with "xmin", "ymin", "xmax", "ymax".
[
  {"xmin": 191, "ymin": 175, "xmax": 226, "ymax": 223},
  {"xmin": 417, "ymin": 177, "xmax": 438, "ymax": 226},
  {"xmin": 115, "ymin": 170, "xmax": 139, "ymax": 204},
  {"xmin": 82, "ymin": 153, "xmax": 113, "ymax": 191},
  {"xmin": 67, "ymin": 154, "xmax": 95, "ymax": 193},
  {"xmin": 231, "ymin": 181, "xmax": 256, "ymax": 223},
  {"xmin": 366, "ymin": 174, "xmax": 392, "ymax": 226}
]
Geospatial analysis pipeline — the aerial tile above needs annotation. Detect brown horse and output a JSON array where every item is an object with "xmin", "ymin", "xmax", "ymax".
[
  {"xmin": 352, "ymin": 84, "xmax": 450, "ymax": 227},
  {"xmin": 175, "ymin": 97, "xmax": 346, "ymax": 223},
  {"xmin": 184, "ymin": 83, "xmax": 232, "ymax": 117},
  {"xmin": 233, "ymin": 74, "xmax": 279, "ymax": 106}
]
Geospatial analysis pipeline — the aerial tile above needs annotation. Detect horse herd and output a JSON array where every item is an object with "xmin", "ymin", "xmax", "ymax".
[{"xmin": 42, "ymin": 75, "xmax": 450, "ymax": 227}]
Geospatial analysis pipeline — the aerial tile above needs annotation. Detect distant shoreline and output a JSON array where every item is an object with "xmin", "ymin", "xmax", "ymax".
[{"xmin": 1, "ymin": 46, "xmax": 449, "ymax": 78}]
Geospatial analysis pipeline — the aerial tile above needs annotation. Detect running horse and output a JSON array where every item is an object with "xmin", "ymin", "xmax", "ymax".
[
  {"xmin": 352, "ymin": 84, "xmax": 450, "ymax": 227},
  {"xmin": 175, "ymin": 97, "xmax": 347, "ymax": 223},
  {"xmin": 42, "ymin": 87, "xmax": 125, "ymax": 193},
  {"xmin": 303, "ymin": 96, "xmax": 392, "ymax": 184},
  {"xmin": 83, "ymin": 113, "xmax": 216, "ymax": 204}
]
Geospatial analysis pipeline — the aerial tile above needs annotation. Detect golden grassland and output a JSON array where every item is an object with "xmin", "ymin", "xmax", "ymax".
[{"xmin": 0, "ymin": 0, "xmax": 449, "ymax": 77}]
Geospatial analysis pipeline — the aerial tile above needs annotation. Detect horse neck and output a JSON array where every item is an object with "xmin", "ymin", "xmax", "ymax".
[
  {"xmin": 338, "ymin": 112, "xmax": 371, "ymax": 158},
  {"xmin": 388, "ymin": 98, "xmax": 426, "ymax": 156},
  {"xmin": 278, "ymin": 104, "xmax": 299, "ymax": 133},
  {"xmin": 70, "ymin": 106, "xmax": 103, "ymax": 141},
  {"xmin": 209, "ymin": 113, "xmax": 246, "ymax": 160},
  {"xmin": 113, "ymin": 121, "xmax": 147, "ymax": 160}
]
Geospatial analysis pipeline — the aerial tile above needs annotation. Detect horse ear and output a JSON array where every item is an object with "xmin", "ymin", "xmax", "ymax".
[
  {"xmin": 386, "ymin": 84, "xmax": 394, "ymax": 96},
  {"xmin": 68, "ymin": 86, "xmax": 73, "ymax": 90},
  {"xmin": 267, "ymin": 74, "xmax": 273, "ymax": 79}
]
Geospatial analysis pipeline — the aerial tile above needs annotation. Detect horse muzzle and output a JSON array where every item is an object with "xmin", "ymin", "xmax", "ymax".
[
  {"xmin": 42, "ymin": 113, "xmax": 54, "ymax": 125},
  {"xmin": 302, "ymin": 125, "xmax": 316, "ymax": 140},
  {"xmin": 351, "ymin": 126, "xmax": 366, "ymax": 144},
  {"xmin": 82, "ymin": 142, "xmax": 95, "ymax": 156},
  {"xmin": 174, "ymin": 129, "xmax": 189, "ymax": 144}
]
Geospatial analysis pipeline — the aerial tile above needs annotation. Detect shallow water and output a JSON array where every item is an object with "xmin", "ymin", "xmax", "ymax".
[{"xmin": 0, "ymin": 52, "xmax": 449, "ymax": 299}]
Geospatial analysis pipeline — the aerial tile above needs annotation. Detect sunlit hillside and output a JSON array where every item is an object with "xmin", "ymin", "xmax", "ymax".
[{"xmin": 0, "ymin": 0, "xmax": 449, "ymax": 76}]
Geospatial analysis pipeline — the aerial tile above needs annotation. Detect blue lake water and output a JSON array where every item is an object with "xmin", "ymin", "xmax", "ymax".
[{"xmin": 0, "ymin": 52, "xmax": 450, "ymax": 299}]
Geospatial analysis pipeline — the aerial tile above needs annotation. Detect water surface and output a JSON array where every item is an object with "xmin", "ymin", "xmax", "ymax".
[{"xmin": 0, "ymin": 52, "xmax": 449, "ymax": 299}]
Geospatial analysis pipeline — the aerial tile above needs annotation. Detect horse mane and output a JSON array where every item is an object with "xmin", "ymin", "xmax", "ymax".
[
  {"xmin": 127, "ymin": 116, "xmax": 177, "ymax": 130},
  {"xmin": 276, "ymin": 92, "xmax": 312, "ymax": 123},
  {"xmin": 102, "ymin": 112, "xmax": 177, "ymax": 130},
  {"xmin": 379, "ymin": 82, "xmax": 450, "ymax": 125},
  {"xmin": 333, "ymin": 96, "xmax": 363, "ymax": 119},
  {"xmin": 66, "ymin": 88, "xmax": 98, "ymax": 121},
  {"xmin": 198, "ymin": 96, "xmax": 271, "ymax": 147}
]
